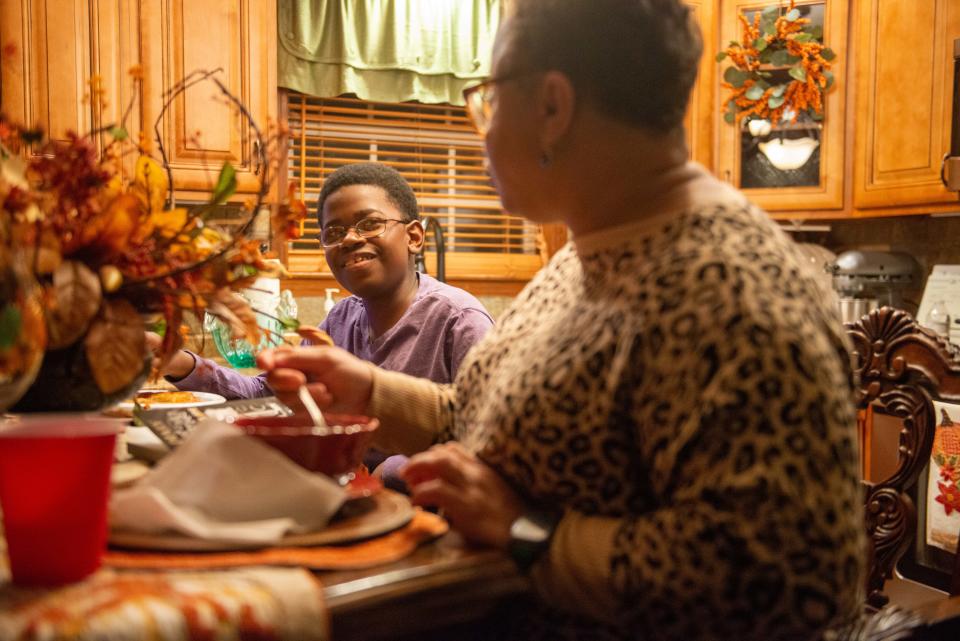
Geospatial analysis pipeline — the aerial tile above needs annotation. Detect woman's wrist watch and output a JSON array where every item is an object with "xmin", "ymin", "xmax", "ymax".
[{"xmin": 507, "ymin": 505, "xmax": 563, "ymax": 573}]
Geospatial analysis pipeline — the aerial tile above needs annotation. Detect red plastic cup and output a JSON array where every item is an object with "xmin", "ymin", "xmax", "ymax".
[{"xmin": 0, "ymin": 416, "xmax": 119, "ymax": 586}]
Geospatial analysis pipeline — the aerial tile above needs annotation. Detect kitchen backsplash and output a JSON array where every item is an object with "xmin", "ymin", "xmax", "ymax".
[{"xmin": 821, "ymin": 214, "xmax": 960, "ymax": 273}]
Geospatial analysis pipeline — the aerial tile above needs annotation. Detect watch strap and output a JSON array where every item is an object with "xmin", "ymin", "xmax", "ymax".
[{"xmin": 507, "ymin": 505, "xmax": 563, "ymax": 573}]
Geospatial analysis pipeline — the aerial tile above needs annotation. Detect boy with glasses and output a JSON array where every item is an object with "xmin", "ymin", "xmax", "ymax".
[{"xmin": 157, "ymin": 164, "xmax": 494, "ymax": 484}]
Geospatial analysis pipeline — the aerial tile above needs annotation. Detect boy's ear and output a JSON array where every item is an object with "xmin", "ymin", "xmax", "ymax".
[{"xmin": 406, "ymin": 219, "xmax": 425, "ymax": 254}]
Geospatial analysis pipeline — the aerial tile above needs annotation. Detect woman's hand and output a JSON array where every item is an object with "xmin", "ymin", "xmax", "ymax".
[
  {"xmin": 257, "ymin": 346, "xmax": 374, "ymax": 416},
  {"xmin": 401, "ymin": 442, "xmax": 525, "ymax": 550}
]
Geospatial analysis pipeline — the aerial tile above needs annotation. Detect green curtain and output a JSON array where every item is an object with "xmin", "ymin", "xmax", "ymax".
[{"xmin": 278, "ymin": 0, "xmax": 500, "ymax": 105}]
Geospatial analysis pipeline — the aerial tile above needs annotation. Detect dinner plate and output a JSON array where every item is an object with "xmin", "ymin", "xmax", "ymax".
[
  {"xmin": 113, "ymin": 391, "xmax": 227, "ymax": 413},
  {"xmin": 108, "ymin": 489, "xmax": 413, "ymax": 551}
]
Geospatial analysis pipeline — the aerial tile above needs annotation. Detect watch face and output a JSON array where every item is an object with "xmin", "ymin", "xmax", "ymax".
[{"xmin": 510, "ymin": 514, "xmax": 552, "ymax": 543}]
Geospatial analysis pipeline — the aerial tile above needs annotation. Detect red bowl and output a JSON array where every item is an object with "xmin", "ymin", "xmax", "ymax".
[{"xmin": 233, "ymin": 414, "xmax": 379, "ymax": 479}]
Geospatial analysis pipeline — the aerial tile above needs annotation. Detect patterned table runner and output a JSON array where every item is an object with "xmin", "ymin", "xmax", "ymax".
[{"xmin": 0, "ymin": 567, "xmax": 328, "ymax": 641}]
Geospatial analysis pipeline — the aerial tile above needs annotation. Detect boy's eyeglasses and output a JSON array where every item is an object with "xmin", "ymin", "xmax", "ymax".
[
  {"xmin": 317, "ymin": 216, "xmax": 409, "ymax": 248},
  {"xmin": 462, "ymin": 71, "xmax": 535, "ymax": 135}
]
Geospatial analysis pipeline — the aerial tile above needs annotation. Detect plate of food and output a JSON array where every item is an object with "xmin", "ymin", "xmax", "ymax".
[{"xmin": 111, "ymin": 390, "xmax": 227, "ymax": 414}]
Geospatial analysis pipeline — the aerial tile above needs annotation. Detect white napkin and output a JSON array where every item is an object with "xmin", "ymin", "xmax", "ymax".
[{"xmin": 111, "ymin": 419, "xmax": 346, "ymax": 543}]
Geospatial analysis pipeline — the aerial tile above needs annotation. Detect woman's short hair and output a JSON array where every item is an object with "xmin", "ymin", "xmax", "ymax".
[
  {"xmin": 316, "ymin": 162, "xmax": 420, "ymax": 225},
  {"xmin": 509, "ymin": 0, "xmax": 702, "ymax": 133}
]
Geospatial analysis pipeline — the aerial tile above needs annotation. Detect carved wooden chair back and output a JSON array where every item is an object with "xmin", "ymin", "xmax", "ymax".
[{"xmin": 846, "ymin": 307, "xmax": 960, "ymax": 609}]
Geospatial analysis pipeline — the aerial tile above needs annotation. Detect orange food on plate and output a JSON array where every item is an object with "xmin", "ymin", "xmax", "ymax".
[{"xmin": 135, "ymin": 391, "xmax": 200, "ymax": 408}]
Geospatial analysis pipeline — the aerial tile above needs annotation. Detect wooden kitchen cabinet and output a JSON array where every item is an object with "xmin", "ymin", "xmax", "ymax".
[
  {"xmin": 139, "ymin": 0, "xmax": 277, "ymax": 197},
  {"xmin": 716, "ymin": 0, "xmax": 848, "ymax": 212},
  {"xmin": 853, "ymin": 0, "xmax": 960, "ymax": 210},
  {"xmin": 685, "ymin": 0, "xmax": 717, "ymax": 169},
  {"xmin": 0, "ymin": 0, "xmax": 141, "ymax": 168},
  {"xmin": 0, "ymin": 0, "xmax": 276, "ymax": 197}
]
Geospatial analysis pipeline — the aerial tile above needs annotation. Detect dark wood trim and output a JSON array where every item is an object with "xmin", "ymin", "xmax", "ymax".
[{"xmin": 847, "ymin": 308, "xmax": 960, "ymax": 608}]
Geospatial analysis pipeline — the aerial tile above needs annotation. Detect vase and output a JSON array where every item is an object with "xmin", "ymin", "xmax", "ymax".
[
  {"xmin": 11, "ymin": 340, "xmax": 150, "ymax": 413},
  {"xmin": 0, "ymin": 255, "xmax": 46, "ymax": 412}
]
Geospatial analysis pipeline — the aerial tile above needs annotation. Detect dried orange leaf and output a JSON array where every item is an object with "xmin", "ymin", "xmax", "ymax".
[
  {"xmin": 297, "ymin": 326, "xmax": 333, "ymax": 346},
  {"xmin": 79, "ymin": 192, "xmax": 142, "ymax": 259},
  {"xmin": 134, "ymin": 155, "xmax": 169, "ymax": 214},
  {"xmin": 154, "ymin": 306, "xmax": 184, "ymax": 378},
  {"xmin": 46, "ymin": 260, "xmax": 102, "ymax": 349},
  {"xmin": 149, "ymin": 207, "xmax": 189, "ymax": 238},
  {"xmin": 207, "ymin": 288, "xmax": 260, "ymax": 344},
  {"xmin": 84, "ymin": 298, "xmax": 146, "ymax": 394}
]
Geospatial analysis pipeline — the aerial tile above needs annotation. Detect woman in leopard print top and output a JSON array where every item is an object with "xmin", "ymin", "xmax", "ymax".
[{"xmin": 260, "ymin": 1, "xmax": 865, "ymax": 639}]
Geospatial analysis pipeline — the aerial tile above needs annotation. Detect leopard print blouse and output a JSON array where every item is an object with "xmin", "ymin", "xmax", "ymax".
[{"xmin": 370, "ymin": 182, "xmax": 865, "ymax": 640}]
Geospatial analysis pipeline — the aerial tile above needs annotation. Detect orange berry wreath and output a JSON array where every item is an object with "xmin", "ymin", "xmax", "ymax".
[{"xmin": 717, "ymin": 0, "xmax": 836, "ymax": 126}]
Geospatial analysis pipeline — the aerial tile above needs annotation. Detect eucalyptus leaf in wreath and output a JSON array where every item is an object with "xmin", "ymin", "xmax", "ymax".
[
  {"xmin": 768, "ymin": 95, "xmax": 786, "ymax": 109},
  {"xmin": 745, "ymin": 85, "xmax": 766, "ymax": 101},
  {"xmin": 723, "ymin": 66, "xmax": 751, "ymax": 88},
  {"xmin": 769, "ymin": 49, "xmax": 792, "ymax": 67},
  {"xmin": 716, "ymin": 51, "xmax": 727, "ymax": 62},
  {"xmin": 786, "ymin": 8, "xmax": 801, "ymax": 21},
  {"xmin": 789, "ymin": 65, "xmax": 807, "ymax": 82},
  {"xmin": 724, "ymin": 112, "xmax": 736, "ymax": 124},
  {"xmin": 822, "ymin": 47, "xmax": 836, "ymax": 61},
  {"xmin": 771, "ymin": 84, "xmax": 787, "ymax": 98},
  {"xmin": 753, "ymin": 38, "xmax": 767, "ymax": 52}
]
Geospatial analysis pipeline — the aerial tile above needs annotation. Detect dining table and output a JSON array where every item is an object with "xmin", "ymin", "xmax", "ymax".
[
  {"xmin": 320, "ymin": 531, "xmax": 533, "ymax": 640},
  {"xmin": 0, "ymin": 482, "xmax": 533, "ymax": 641}
]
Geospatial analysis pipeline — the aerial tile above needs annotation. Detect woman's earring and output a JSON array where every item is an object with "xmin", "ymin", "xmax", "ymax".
[{"xmin": 539, "ymin": 150, "xmax": 552, "ymax": 168}]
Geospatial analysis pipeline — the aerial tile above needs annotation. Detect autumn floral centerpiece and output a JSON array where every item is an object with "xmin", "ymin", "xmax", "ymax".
[
  {"xmin": 0, "ymin": 69, "xmax": 306, "ymax": 412},
  {"xmin": 717, "ymin": 0, "xmax": 836, "ymax": 127}
]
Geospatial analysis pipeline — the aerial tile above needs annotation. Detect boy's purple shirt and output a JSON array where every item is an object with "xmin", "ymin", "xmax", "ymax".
[{"xmin": 172, "ymin": 273, "xmax": 494, "ymax": 397}]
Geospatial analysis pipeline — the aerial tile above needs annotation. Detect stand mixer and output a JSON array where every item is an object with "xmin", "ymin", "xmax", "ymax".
[{"xmin": 828, "ymin": 250, "xmax": 922, "ymax": 323}]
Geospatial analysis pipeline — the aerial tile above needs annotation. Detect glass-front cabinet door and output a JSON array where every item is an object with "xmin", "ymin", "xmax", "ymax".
[{"xmin": 716, "ymin": 0, "xmax": 848, "ymax": 213}]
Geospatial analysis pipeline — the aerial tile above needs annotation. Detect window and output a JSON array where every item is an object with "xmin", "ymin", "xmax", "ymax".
[{"xmin": 284, "ymin": 93, "xmax": 545, "ymax": 282}]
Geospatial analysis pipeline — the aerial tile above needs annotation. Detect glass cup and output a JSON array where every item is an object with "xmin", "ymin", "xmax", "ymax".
[{"xmin": 0, "ymin": 416, "xmax": 120, "ymax": 586}]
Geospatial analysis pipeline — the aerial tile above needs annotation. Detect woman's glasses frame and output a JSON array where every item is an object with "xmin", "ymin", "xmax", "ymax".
[
  {"xmin": 317, "ymin": 215, "xmax": 410, "ymax": 248},
  {"xmin": 462, "ymin": 71, "xmax": 536, "ymax": 135}
]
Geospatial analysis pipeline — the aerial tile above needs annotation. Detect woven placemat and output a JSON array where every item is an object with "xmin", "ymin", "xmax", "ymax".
[{"xmin": 104, "ymin": 509, "xmax": 448, "ymax": 571}]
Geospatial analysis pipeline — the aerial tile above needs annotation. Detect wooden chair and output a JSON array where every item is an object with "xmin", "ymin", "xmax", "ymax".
[{"xmin": 846, "ymin": 307, "xmax": 960, "ymax": 639}]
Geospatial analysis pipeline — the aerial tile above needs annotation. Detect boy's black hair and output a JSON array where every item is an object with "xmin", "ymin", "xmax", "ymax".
[{"xmin": 316, "ymin": 162, "xmax": 420, "ymax": 226}]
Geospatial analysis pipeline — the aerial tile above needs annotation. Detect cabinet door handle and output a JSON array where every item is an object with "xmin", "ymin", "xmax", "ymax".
[{"xmin": 252, "ymin": 139, "xmax": 262, "ymax": 176}]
